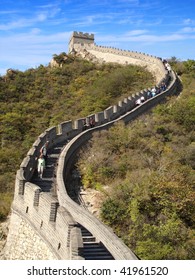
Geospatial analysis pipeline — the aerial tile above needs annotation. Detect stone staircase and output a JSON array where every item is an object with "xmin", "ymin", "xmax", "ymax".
[
  {"xmin": 30, "ymin": 140, "xmax": 115, "ymax": 260},
  {"xmin": 78, "ymin": 224, "xmax": 114, "ymax": 260},
  {"xmin": 31, "ymin": 140, "xmax": 68, "ymax": 193}
]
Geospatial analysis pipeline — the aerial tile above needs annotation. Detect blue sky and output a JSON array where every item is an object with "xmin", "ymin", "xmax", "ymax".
[{"xmin": 0, "ymin": 0, "xmax": 195, "ymax": 75}]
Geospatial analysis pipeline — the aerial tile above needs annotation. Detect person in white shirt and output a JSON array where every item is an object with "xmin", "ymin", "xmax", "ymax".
[
  {"xmin": 37, "ymin": 154, "xmax": 45, "ymax": 179},
  {"xmin": 40, "ymin": 140, "xmax": 49, "ymax": 165},
  {"xmin": 135, "ymin": 98, "xmax": 141, "ymax": 106}
]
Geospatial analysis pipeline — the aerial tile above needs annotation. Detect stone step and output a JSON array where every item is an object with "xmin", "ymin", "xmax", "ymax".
[
  {"xmin": 82, "ymin": 242, "xmax": 102, "ymax": 247},
  {"xmin": 82, "ymin": 246, "xmax": 109, "ymax": 252},
  {"xmin": 83, "ymin": 236, "xmax": 96, "ymax": 243},
  {"xmin": 80, "ymin": 228, "xmax": 93, "ymax": 236},
  {"xmin": 82, "ymin": 250, "xmax": 113, "ymax": 256},
  {"xmin": 84, "ymin": 255, "xmax": 114, "ymax": 260},
  {"xmin": 48, "ymin": 154, "xmax": 60, "ymax": 159}
]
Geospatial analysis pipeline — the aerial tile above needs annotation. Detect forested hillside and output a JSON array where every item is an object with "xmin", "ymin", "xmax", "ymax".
[
  {"xmin": 77, "ymin": 59, "xmax": 195, "ymax": 259},
  {"xmin": 0, "ymin": 55, "xmax": 154, "ymax": 221}
]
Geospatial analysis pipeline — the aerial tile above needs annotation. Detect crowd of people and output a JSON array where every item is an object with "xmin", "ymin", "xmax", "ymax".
[
  {"xmin": 135, "ymin": 80, "xmax": 168, "ymax": 106},
  {"xmin": 135, "ymin": 59, "xmax": 171, "ymax": 107}
]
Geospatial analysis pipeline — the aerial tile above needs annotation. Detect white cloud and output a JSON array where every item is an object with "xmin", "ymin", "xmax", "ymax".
[
  {"xmin": 98, "ymin": 31, "xmax": 186, "ymax": 44},
  {"xmin": 125, "ymin": 30, "xmax": 148, "ymax": 36},
  {"xmin": 0, "ymin": 6, "xmax": 61, "ymax": 31},
  {"xmin": 30, "ymin": 28, "xmax": 42, "ymax": 35},
  {"xmin": 0, "ymin": 31, "xmax": 71, "ymax": 74},
  {"xmin": 36, "ymin": 3, "xmax": 59, "ymax": 9},
  {"xmin": 36, "ymin": 13, "xmax": 48, "ymax": 22},
  {"xmin": 1, "ymin": 31, "xmax": 71, "ymax": 47},
  {"xmin": 0, "ymin": 17, "xmax": 41, "ymax": 31},
  {"xmin": 0, "ymin": 19, "xmax": 28, "ymax": 31},
  {"xmin": 180, "ymin": 27, "xmax": 195, "ymax": 33},
  {"xmin": 129, "ymin": 34, "xmax": 185, "ymax": 43},
  {"xmin": 0, "ymin": 10, "xmax": 19, "ymax": 15},
  {"xmin": 183, "ymin": 18, "xmax": 195, "ymax": 25},
  {"xmin": 73, "ymin": 14, "xmax": 114, "ymax": 27}
]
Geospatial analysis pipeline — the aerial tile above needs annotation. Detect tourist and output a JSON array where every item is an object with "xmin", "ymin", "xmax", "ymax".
[
  {"xmin": 135, "ymin": 98, "xmax": 141, "ymax": 106},
  {"xmin": 151, "ymin": 87, "xmax": 156, "ymax": 97},
  {"xmin": 147, "ymin": 90, "xmax": 152, "ymax": 99},
  {"xmin": 40, "ymin": 140, "xmax": 49, "ymax": 165},
  {"xmin": 140, "ymin": 96, "xmax": 145, "ymax": 103},
  {"xmin": 37, "ymin": 154, "xmax": 45, "ymax": 179},
  {"xmin": 89, "ymin": 117, "xmax": 95, "ymax": 128},
  {"xmin": 165, "ymin": 62, "xmax": 171, "ymax": 73},
  {"xmin": 82, "ymin": 119, "xmax": 88, "ymax": 131}
]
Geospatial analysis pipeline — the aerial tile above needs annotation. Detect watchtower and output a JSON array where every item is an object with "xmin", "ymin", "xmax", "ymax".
[{"xmin": 69, "ymin": 31, "xmax": 94, "ymax": 53}]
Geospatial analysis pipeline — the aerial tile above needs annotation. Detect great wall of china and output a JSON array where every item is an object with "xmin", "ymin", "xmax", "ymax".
[{"xmin": 1, "ymin": 31, "xmax": 180, "ymax": 260}]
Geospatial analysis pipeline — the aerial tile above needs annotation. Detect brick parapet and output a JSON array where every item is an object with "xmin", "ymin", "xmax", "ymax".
[{"xmin": 4, "ymin": 180, "xmax": 79, "ymax": 259}]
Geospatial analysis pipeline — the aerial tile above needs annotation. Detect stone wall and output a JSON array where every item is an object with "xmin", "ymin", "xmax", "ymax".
[
  {"xmin": 73, "ymin": 44, "xmax": 167, "ymax": 84},
  {"xmin": 3, "ymin": 35, "xmax": 179, "ymax": 259},
  {"xmin": 4, "ymin": 212, "xmax": 56, "ymax": 260}
]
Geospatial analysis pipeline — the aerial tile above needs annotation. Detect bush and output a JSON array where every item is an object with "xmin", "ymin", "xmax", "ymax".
[{"xmin": 0, "ymin": 192, "xmax": 13, "ymax": 221}]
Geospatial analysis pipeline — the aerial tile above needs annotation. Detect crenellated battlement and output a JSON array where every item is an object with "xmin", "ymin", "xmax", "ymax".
[
  {"xmin": 69, "ymin": 31, "xmax": 94, "ymax": 53},
  {"xmin": 72, "ymin": 31, "xmax": 94, "ymax": 40},
  {"xmin": 3, "ymin": 31, "xmax": 180, "ymax": 260}
]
